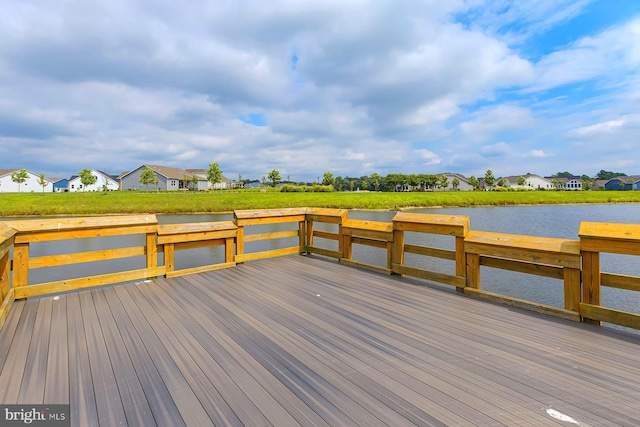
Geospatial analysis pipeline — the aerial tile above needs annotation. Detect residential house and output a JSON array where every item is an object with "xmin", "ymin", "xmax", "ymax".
[
  {"xmin": 0, "ymin": 169, "xmax": 52, "ymax": 193},
  {"xmin": 503, "ymin": 174, "xmax": 554, "ymax": 190},
  {"xmin": 438, "ymin": 173, "xmax": 474, "ymax": 191},
  {"xmin": 185, "ymin": 169, "xmax": 239, "ymax": 190},
  {"xmin": 604, "ymin": 176, "xmax": 640, "ymax": 190},
  {"xmin": 120, "ymin": 165, "xmax": 205, "ymax": 191},
  {"xmin": 67, "ymin": 170, "xmax": 119, "ymax": 192},
  {"xmin": 50, "ymin": 178, "xmax": 69, "ymax": 192}
]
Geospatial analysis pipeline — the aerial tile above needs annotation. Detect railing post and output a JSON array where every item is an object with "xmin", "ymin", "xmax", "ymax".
[
  {"xmin": 581, "ymin": 250, "xmax": 601, "ymax": 325},
  {"xmin": 13, "ymin": 242, "xmax": 29, "ymax": 289},
  {"xmin": 236, "ymin": 225, "xmax": 245, "ymax": 263},
  {"xmin": 299, "ymin": 220, "xmax": 306, "ymax": 254},
  {"xmin": 563, "ymin": 267, "xmax": 581, "ymax": 313},
  {"xmin": 306, "ymin": 220, "xmax": 314, "ymax": 249},
  {"xmin": 225, "ymin": 237, "xmax": 235, "ymax": 263},
  {"xmin": 455, "ymin": 236, "xmax": 465, "ymax": 278},
  {"xmin": 146, "ymin": 232, "xmax": 158, "ymax": 278},
  {"xmin": 391, "ymin": 229, "xmax": 405, "ymax": 275},
  {"xmin": 466, "ymin": 252, "xmax": 480, "ymax": 290},
  {"xmin": 0, "ymin": 251, "xmax": 9, "ymax": 300},
  {"xmin": 163, "ymin": 243, "xmax": 175, "ymax": 276},
  {"xmin": 342, "ymin": 233, "xmax": 353, "ymax": 261}
]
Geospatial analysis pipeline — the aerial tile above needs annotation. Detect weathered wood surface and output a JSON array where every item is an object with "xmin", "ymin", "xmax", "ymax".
[
  {"xmin": 579, "ymin": 222, "xmax": 640, "ymax": 255},
  {"xmin": 1, "ymin": 256, "xmax": 640, "ymax": 426},
  {"xmin": 392, "ymin": 212, "xmax": 469, "ymax": 236},
  {"xmin": 465, "ymin": 230, "xmax": 581, "ymax": 268}
]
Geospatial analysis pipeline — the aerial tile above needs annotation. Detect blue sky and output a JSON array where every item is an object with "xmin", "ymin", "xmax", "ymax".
[{"xmin": 1, "ymin": 0, "xmax": 639, "ymax": 182}]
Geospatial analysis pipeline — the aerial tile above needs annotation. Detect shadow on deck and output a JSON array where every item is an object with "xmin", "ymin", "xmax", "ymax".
[{"xmin": 1, "ymin": 255, "xmax": 639, "ymax": 426}]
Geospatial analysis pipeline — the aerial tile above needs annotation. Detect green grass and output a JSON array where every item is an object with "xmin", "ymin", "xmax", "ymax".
[{"xmin": 1, "ymin": 190, "xmax": 640, "ymax": 217}]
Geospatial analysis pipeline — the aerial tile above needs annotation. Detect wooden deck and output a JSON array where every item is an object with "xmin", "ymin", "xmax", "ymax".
[{"xmin": 1, "ymin": 255, "xmax": 639, "ymax": 426}]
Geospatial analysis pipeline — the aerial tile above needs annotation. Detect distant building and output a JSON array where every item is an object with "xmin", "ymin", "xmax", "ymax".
[
  {"xmin": 503, "ymin": 174, "xmax": 554, "ymax": 190},
  {"xmin": 544, "ymin": 175, "xmax": 583, "ymax": 191},
  {"xmin": 67, "ymin": 170, "xmax": 119, "ymax": 192},
  {"xmin": 120, "ymin": 165, "xmax": 206, "ymax": 191},
  {"xmin": 604, "ymin": 176, "xmax": 640, "ymax": 190},
  {"xmin": 49, "ymin": 178, "xmax": 69, "ymax": 192},
  {"xmin": 0, "ymin": 169, "xmax": 53, "ymax": 193},
  {"xmin": 185, "ymin": 169, "xmax": 239, "ymax": 190}
]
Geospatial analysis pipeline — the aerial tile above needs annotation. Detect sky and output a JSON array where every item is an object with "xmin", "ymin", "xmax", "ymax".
[{"xmin": 1, "ymin": 0, "xmax": 639, "ymax": 182}]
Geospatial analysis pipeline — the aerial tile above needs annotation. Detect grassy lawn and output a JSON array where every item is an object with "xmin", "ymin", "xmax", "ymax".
[{"xmin": 1, "ymin": 190, "xmax": 640, "ymax": 216}]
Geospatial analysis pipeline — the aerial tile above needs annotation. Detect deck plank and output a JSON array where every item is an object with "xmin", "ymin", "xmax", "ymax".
[
  {"xmin": 44, "ymin": 295, "xmax": 69, "ymax": 404},
  {"xmin": 0, "ymin": 255, "xmax": 639, "ymax": 426},
  {"xmin": 19, "ymin": 297, "xmax": 52, "ymax": 403}
]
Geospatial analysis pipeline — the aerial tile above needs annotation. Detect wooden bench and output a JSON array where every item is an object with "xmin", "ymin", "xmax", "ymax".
[
  {"xmin": 464, "ymin": 230, "xmax": 581, "ymax": 320},
  {"xmin": 157, "ymin": 221, "xmax": 237, "ymax": 277}
]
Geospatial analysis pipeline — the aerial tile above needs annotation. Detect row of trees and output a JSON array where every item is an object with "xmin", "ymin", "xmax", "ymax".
[{"xmin": 9, "ymin": 169, "xmax": 49, "ymax": 194}]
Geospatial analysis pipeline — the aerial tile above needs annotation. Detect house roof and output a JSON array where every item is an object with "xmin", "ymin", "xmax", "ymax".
[{"xmin": 121, "ymin": 165, "xmax": 195, "ymax": 180}]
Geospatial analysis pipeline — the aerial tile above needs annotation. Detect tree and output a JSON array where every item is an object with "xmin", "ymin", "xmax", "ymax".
[
  {"xmin": 517, "ymin": 176, "xmax": 527, "ymax": 187},
  {"xmin": 581, "ymin": 176, "xmax": 593, "ymax": 191},
  {"xmin": 182, "ymin": 174, "xmax": 190, "ymax": 190},
  {"xmin": 596, "ymin": 170, "xmax": 626, "ymax": 180},
  {"xmin": 468, "ymin": 175, "xmax": 479, "ymax": 190},
  {"xmin": 484, "ymin": 170, "xmax": 495, "ymax": 190},
  {"xmin": 207, "ymin": 162, "xmax": 222, "ymax": 190},
  {"xmin": 554, "ymin": 171, "xmax": 574, "ymax": 178},
  {"xmin": 322, "ymin": 172, "xmax": 335, "ymax": 187},
  {"xmin": 439, "ymin": 175, "xmax": 449, "ymax": 191},
  {"xmin": 37, "ymin": 173, "xmax": 48, "ymax": 194},
  {"xmin": 79, "ymin": 168, "xmax": 97, "ymax": 192},
  {"xmin": 140, "ymin": 166, "xmax": 158, "ymax": 190},
  {"xmin": 267, "ymin": 169, "xmax": 281, "ymax": 187},
  {"xmin": 424, "ymin": 174, "xmax": 439, "ymax": 190},
  {"xmin": 550, "ymin": 178, "xmax": 562, "ymax": 190},
  {"xmin": 191, "ymin": 174, "xmax": 199, "ymax": 190},
  {"xmin": 497, "ymin": 178, "xmax": 507, "ymax": 187},
  {"xmin": 451, "ymin": 177, "xmax": 460, "ymax": 190},
  {"xmin": 11, "ymin": 169, "xmax": 28, "ymax": 192},
  {"xmin": 370, "ymin": 172, "xmax": 382, "ymax": 191}
]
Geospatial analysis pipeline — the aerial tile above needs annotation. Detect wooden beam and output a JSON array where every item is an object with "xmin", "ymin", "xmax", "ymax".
[
  {"xmin": 14, "ymin": 266, "xmax": 166, "ymax": 299},
  {"xmin": 580, "ymin": 303, "xmax": 640, "ymax": 330},
  {"xmin": 29, "ymin": 247, "xmax": 147, "ymax": 269},
  {"xmin": 465, "ymin": 288, "xmax": 581, "ymax": 322},
  {"xmin": 234, "ymin": 247, "xmax": 300, "ymax": 263},
  {"xmin": 392, "ymin": 264, "xmax": 464, "ymax": 287},
  {"xmin": 392, "ymin": 212, "xmax": 469, "ymax": 236}
]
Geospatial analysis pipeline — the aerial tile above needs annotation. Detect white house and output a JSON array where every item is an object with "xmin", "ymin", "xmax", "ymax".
[
  {"xmin": 185, "ymin": 169, "xmax": 239, "ymax": 190},
  {"xmin": 504, "ymin": 174, "xmax": 554, "ymax": 190},
  {"xmin": 68, "ymin": 170, "xmax": 119, "ymax": 192},
  {"xmin": 0, "ymin": 169, "xmax": 53, "ymax": 193}
]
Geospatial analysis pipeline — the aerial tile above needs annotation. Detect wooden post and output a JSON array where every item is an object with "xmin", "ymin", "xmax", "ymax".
[
  {"xmin": 12, "ymin": 242, "xmax": 29, "ymax": 289},
  {"xmin": 563, "ymin": 267, "xmax": 581, "ymax": 313},
  {"xmin": 581, "ymin": 250, "xmax": 601, "ymax": 325},
  {"xmin": 225, "ymin": 237, "xmax": 235, "ymax": 263},
  {"xmin": 337, "ymin": 224, "xmax": 343, "ymax": 257},
  {"xmin": 0, "ymin": 252, "xmax": 9, "ymax": 300},
  {"xmin": 236, "ymin": 225, "xmax": 244, "ymax": 263},
  {"xmin": 455, "ymin": 236, "xmax": 465, "ymax": 278},
  {"xmin": 146, "ymin": 232, "xmax": 158, "ymax": 278},
  {"xmin": 298, "ymin": 220, "xmax": 306, "ymax": 254},
  {"xmin": 164, "ymin": 243, "xmax": 175, "ymax": 276},
  {"xmin": 306, "ymin": 221, "xmax": 314, "ymax": 248},
  {"xmin": 466, "ymin": 253, "xmax": 480, "ymax": 290},
  {"xmin": 386, "ymin": 241, "xmax": 393, "ymax": 270},
  {"xmin": 342, "ymin": 234, "xmax": 353, "ymax": 261},
  {"xmin": 391, "ymin": 229, "xmax": 405, "ymax": 276}
]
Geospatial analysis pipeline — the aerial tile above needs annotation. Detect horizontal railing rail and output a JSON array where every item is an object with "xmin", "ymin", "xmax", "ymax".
[
  {"xmin": 1, "ymin": 208, "xmax": 640, "ymax": 331},
  {"xmin": 4, "ymin": 215, "xmax": 162, "ymax": 299}
]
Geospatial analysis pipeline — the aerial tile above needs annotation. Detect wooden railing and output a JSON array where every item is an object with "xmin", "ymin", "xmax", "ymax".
[
  {"xmin": 1, "ymin": 208, "xmax": 640, "ymax": 331},
  {"xmin": 579, "ymin": 222, "xmax": 640, "ymax": 328}
]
